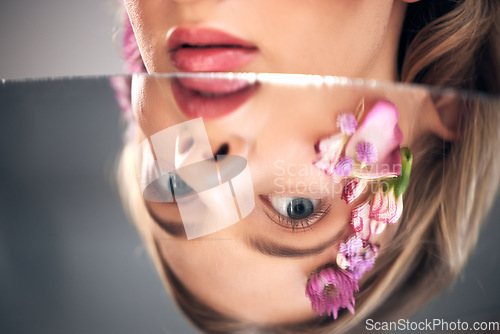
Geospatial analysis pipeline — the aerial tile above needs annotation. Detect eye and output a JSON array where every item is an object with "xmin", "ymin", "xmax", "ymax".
[
  {"xmin": 271, "ymin": 197, "xmax": 319, "ymax": 219},
  {"xmin": 142, "ymin": 172, "xmax": 194, "ymax": 202},
  {"xmin": 267, "ymin": 196, "xmax": 328, "ymax": 231}
]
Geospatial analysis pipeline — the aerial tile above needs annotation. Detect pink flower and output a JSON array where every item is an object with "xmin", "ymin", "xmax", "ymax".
[
  {"xmin": 341, "ymin": 178, "xmax": 367, "ymax": 204},
  {"xmin": 314, "ymin": 100, "xmax": 403, "ymax": 182},
  {"xmin": 345, "ymin": 100, "xmax": 403, "ymax": 179},
  {"xmin": 350, "ymin": 202, "xmax": 371, "ymax": 240},
  {"xmin": 368, "ymin": 146, "xmax": 412, "ymax": 226},
  {"xmin": 313, "ymin": 133, "xmax": 345, "ymax": 176},
  {"xmin": 305, "ymin": 267, "xmax": 359, "ymax": 319},
  {"xmin": 369, "ymin": 187, "xmax": 403, "ymax": 225},
  {"xmin": 337, "ymin": 112, "xmax": 357, "ymax": 136}
]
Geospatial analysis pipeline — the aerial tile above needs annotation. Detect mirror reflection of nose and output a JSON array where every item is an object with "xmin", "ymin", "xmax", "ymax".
[
  {"xmin": 214, "ymin": 143, "xmax": 229, "ymax": 156},
  {"xmin": 211, "ymin": 135, "xmax": 250, "ymax": 159}
]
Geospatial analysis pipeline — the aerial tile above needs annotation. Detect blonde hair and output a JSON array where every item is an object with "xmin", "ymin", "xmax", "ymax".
[{"xmin": 117, "ymin": 0, "xmax": 500, "ymax": 333}]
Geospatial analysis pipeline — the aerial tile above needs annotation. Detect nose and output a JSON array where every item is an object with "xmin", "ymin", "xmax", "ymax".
[{"xmin": 211, "ymin": 135, "xmax": 251, "ymax": 159}]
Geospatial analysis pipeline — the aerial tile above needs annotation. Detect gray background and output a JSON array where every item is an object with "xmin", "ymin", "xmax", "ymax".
[
  {"xmin": 0, "ymin": 0, "xmax": 123, "ymax": 79},
  {"xmin": 0, "ymin": 78, "xmax": 199, "ymax": 334},
  {"xmin": 0, "ymin": 0, "xmax": 499, "ymax": 333}
]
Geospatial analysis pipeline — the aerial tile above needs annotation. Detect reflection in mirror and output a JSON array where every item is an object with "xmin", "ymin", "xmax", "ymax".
[
  {"xmin": 115, "ymin": 73, "xmax": 500, "ymax": 333},
  {"xmin": 0, "ymin": 77, "xmax": 201, "ymax": 334}
]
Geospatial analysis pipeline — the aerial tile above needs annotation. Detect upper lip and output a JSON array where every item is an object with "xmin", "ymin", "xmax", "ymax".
[{"xmin": 167, "ymin": 27, "xmax": 257, "ymax": 51}]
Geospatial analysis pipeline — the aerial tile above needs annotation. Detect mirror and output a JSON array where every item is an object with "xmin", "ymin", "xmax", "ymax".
[{"xmin": 1, "ymin": 74, "xmax": 499, "ymax": 333}]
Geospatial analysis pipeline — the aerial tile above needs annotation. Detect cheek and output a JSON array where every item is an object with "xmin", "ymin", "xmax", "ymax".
[
  {"xmin": 160, "ymin": 238, "xmax": 319, "ymax": 323},
  {"xmin": 125, "ymin": 0, "xmax": 172, "ymax": 73},
  {"xmin": 258, "ymin": 1, "xmax": 393, "ymax": 75},
  {"xmin": 131, "ymin": 77, "xmax": 185, "ymax": 137}
]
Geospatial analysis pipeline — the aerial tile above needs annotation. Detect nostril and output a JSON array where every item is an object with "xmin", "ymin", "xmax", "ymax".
[{"xmin": 215, "ymin": 143, "xmax": 229, "ymax": 156}]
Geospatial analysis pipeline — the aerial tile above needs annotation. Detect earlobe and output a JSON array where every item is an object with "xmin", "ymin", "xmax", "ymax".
[
  {"xmin": 426, "ymin": 93, "xmax": 461, "ymax": 141},
  {"xmin": 402, "ymin": 0, "xmax": 421, "ymax": 3}
]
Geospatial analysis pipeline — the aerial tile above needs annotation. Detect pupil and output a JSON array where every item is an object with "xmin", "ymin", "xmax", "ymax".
[
  {"xmin": 169, "ymin": 173, "xmax": 193, "ymax": 197},
  {"xmin": 286, "ymin": 198, "xmax": 314, "ymax": 219}
]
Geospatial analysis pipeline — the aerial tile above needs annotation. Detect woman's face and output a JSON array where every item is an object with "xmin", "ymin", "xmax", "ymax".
[
  {"xmin": 125, "ymin": 0, "xmax": 421, "ymax": 326},
  {"xmin": 124, "ymin": 0, "xmax": 408, "ymax": 81},
  {"xmin": 132, "ymin": 75, "xmax": 433, "ymax": 324}
]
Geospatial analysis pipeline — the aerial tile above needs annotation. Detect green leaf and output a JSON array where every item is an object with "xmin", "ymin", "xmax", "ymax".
[{"xmin": 393, "ymin": 147, "xmax": 413, "ymax": 199}]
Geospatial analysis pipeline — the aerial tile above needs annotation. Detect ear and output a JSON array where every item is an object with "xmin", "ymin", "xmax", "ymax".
[
  {"xmin": 425, "ymin": 93, "xmax": 461, "ymax": 141},
  {"xmin": 402, "ymin": 0, "xmax": 420, "ymax": 3}
]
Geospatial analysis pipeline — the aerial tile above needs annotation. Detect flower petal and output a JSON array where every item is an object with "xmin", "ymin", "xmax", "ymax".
[
  {"xmin": 369, "ymin": 188, "xmax": 397, "ymax": 223},
  {"xmin": 306, "ymin": 267, "xmax": 359, "ymax": 319},
  {"xmin": 351, "ymin": 201, "xmax": 371, "ymax": 241},
  {"xmin": 391, "ymin": 194, "xmax": 403, "ymax": 225},
  {"xmin": 313, "ymin": 133, "xmax": 345, "ymax": 177},
  {"xmin": 341, "ymin": 178, "xmax": 367, "ymax": 204},
  {"xmin": 336, "ymin": 253, "xmax": 349, "ymax": 270},
  {"xmin": 306, "ymin": 274, "xmax": 324, "ymax": 296},
  {"xmin": 345, "ymin": 100, "xmax": 403, "ymax": 179},
  {"xmin": 369, "ymin": 219, "xmax": 387, "ymax": 235}
]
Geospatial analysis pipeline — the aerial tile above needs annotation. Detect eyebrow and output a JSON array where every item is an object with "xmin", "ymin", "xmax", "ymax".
[
  {"xmin": 146, "ymin": 204, "xmax": 186, "ymax": 237},
  {"xmin": 146, "ymin": 202, "xmax": 345, "ymax": 257},
  {"xmin": 246, "ymin": 229, "xmax": 345, "ymax": 258}
]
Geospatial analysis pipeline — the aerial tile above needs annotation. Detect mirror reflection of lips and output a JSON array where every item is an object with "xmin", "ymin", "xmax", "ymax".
[
  {"xmin": 171, "ymin": 77, "xmax": 259, "ymax": 119},
  {"xmin": 168, "ymin": 27, "xmax": 258, "ymax": 72}
]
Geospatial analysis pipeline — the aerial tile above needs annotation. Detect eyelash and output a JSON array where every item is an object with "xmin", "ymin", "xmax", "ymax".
[{"xmin": 264, "ymin": 202, "xmax": 331, "ymax": 231}]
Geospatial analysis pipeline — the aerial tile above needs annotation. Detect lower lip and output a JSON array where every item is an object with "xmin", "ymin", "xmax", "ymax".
[
  {"xmin": 171, "ymin": 78, "xmax": 259, "ymax": 119},
  {"xmin": 170, "ymin": 47, "xmax": 258, "ymax": 72}
]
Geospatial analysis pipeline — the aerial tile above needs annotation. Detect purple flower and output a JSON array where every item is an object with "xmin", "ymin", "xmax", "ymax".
[
  {"xmin": 337, "ymin": 236, "xmax": 379, "ymax": 280},
  {"xmin": 334, "ymin": 156, "xmax": 354, "ymax": 177},
  {"xmin": 351, "ymin": 244, "xmax": 377, "ymax": 280},
  {"xmin": 356, "ymin": 141, "xmax": 378, "ymax": 165},
  {"xmin": 337, "ymin": 112, "xmax": 357, "ymax": 136},
  {"xmin": 339, "ymin": 236, "xmax": 363, "ymax": 258},
  {"xmin": 305, "ymin": 267, "xmax": 359, "ymax": 319},
  {"xmin": 345, "ymin": 100, "xmax": 403, "ymax": 179}
]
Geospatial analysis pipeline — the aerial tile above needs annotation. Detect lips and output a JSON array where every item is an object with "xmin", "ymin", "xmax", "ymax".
[
  {"xmin": 168, "ymin": 27, "xmax": 258, "ymax": 72},
  {"xmin": 171, "ymin": 77, "xmax": 259, "ymax": 119}
]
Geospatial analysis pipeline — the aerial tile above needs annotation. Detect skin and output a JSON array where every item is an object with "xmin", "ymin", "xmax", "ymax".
[
  {"xmin": 125, "ymin": 0, "xmax": 409, "ymax": 80},
  {"xmin": 124, "ymin": 0, "xmax": 449, "ymax": 326}
]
